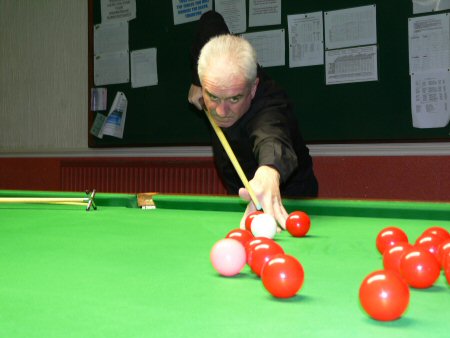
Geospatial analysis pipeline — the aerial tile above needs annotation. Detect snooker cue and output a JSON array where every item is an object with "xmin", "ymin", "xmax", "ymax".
[
  {"xmin": 0, "ymin": 197, "xmax": 91, "ymax": 203},
  {"xmin": 204, "ymin": 108, "xmax": 262, "ymax": 211},
  {"xmin": 0, "ymin": 189, "xmax": 97, "ymax": 211},
  {"xmin": 48, "ymin": 202, "xmax": 89, "ymax": 206}
]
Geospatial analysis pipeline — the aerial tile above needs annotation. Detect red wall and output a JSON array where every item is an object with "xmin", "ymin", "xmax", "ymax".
[
  {"xmin": 0, "ymin": 158, "xmax": 61, "ymax": 191},
  {"xmin": 313, "ymin": 156, "xmax": 450, "ymax": 201},
  {"xmin": 0, "ymin": 156, "xmax": 449, "ymax": 201}
]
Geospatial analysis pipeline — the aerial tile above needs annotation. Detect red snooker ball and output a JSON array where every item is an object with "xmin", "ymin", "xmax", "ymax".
[
  {"xmin": 261, "ymin": 254, "xmax": 304, "ymax": 298},
  {"xmin": 414, "ymin": 234, "xmax": 445, "ymax": 261},
  {"xmin": 359, "ymin": 270, "xmax": 410, "ymax": 321},
  {"xmin": 421, "ymin": 226, "xmax": 450, "ymax": 240},
  {"xmin": 286, "ymin": 211, "xmax": 311, "ymax": 237},
  {"xmin": 382, "ymin": 242, "xmax": 412, "ymax": 274},
  {"xmin": 245, "ymin": 211, "xmax": 264, "ymax": 231},
  {"xmin": 226, "ymin": 228, "xmax": 254, "ymax": 247},
  {"xmin": 247, "ymin": 240, "xmax": 284, "ymax": 276},
  {"xmin": 399, "ymin": 248, "xmax": 441, "ymax": 288},
  {"xmin": 445, "ymin": 254, "xmax": 450, "ymax": 285},
  {"xmin": 376, "ymin": 226, "xmax": 409, "ymax": 254},
  {"xmin": 438, "ymin": 240, "xmax": 450, "ymax": 267},
  {"xmin": 244, "ymin": 237, "xmax": 267, "ymax": 263}
]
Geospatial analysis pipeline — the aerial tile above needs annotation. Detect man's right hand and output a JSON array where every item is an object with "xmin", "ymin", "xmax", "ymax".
[{"xmin": 188, "ymin": 84, "xmax": 204, "ymax": 110}]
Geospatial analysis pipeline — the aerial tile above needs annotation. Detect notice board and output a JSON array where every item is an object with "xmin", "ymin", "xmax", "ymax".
[{"xmin": 88, "ymin": 0, "xmax": 450, "ymax": 147}]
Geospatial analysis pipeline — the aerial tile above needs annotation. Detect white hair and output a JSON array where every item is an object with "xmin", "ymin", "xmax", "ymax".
[{"xmin": 198, "ymin": 35, "xmax": 258, "ymax": 86}]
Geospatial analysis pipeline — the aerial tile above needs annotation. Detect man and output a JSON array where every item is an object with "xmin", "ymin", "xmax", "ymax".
[{"xmin": 188, "ymin": 11, "xmax": 318, "ymax": 229}]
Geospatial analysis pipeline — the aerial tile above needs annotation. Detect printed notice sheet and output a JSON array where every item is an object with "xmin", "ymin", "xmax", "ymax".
[
  {"xmin": 94, "ymin": 51, "xmax": 130, "ymax": 86},
  {"xmin": 241, "ymin": 29, "xmax": 285, "ymax": 67},
  {"xmin": 131, "ymin": 48, "xmax": 158, "ymax": 88},
  {"xmin": 172, "ymin": 0, "xmax": 212, "ymax": 25},
  {"xmin": 408, "ymin": 13, "xmax": 450, "ymax": 74},
  {"xmin": 249, "ymin": 0, "xmax": 281, "ymax": 27},
  {"xmin": 101, "ymin": 0, "xmax": 136, "ymax": 23},
  {"xmin": 413, "ymin": 0, "xmax": 450, "ymax": 14},
  {"xmin": 100, "ymin": 92, "xmax": 128, "ymax": 139},
  {"xmin": 216, "ymin": 0, "xmax": 246, "ymax": 34},
  {"xmin": 94, "ymin": 22, "xmax": 128, "ymax": 55},
  {"xmin": 91, "ymin": 88, "xmax": 107, "ymax": 111},
  {"xmin": 324, "ymin": 5, "xmax": 377, "ymax": 50},
  {"xmin": 93, "ymin": 21, "xmax": 129, "ymax": 86},
  {"xmin": 411, "ymin": 71, "xmax": 450, "ymax": 128},
  {"xmin": 287, "ymin": 12, "xmax": 324, "ymax": 67},
  {"xmin": 90, "ymin": 113, "xmax": 107, "ymax": 138},
  {"xmin": 325, "ymin": 45, "xmax": 378, "ymax": 85}
]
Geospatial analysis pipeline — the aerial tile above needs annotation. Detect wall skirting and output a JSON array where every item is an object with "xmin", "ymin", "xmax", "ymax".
[{"xmin": 0, "ymin": 155, "xmax": 449, "ymax": 202}]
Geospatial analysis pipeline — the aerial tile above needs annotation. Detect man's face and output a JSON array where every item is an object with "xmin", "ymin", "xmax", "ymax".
[{"xmin": 201, "ymin": 65, "xmax": 258, "ymax": 128}]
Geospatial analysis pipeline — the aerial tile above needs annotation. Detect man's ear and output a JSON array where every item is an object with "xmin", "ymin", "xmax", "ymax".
[{"xmin": 250, "ymin": 78, "xmax": 259, "ymax": 99}]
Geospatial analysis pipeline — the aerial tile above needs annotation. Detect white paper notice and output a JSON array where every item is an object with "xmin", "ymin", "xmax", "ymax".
[
  {"xmin": 93, "ymin": 21, "xmax": 129, "ymax": 86},
  {"xmin": 91, "ymin": 88, "xmax": 107, "ymax": 111},
  {"xmin": 324, "ymin": 5, "xmax": 377, "ymax": 50},
  {"xmin": 413, "ymin": 0, "xmax": 450, "ymax": 14},
  {"xmin": 408, "ymin": 13, "xmax": 450, "ymax": 74},
  {"xmin": 100, "ymin": 92, "xmax": 128, "ymax": 139},
  {"xmin": 325, "ymin": 45, "xmax": 378, "ymax": 85},
  {"xmin": 216, "ymin": 0, "xmax": 246, "ymax": 34},
  {"xmin": 249, "ymin": 0, "xmax": 281, "ymax": 27},
  {"xmin": 288, "ymin": 12, "xmax": 324, "ymax": 68},
  {"xmin": 94, "ymin": 51, "xmax": 130, "ymax": 86},
  {"xmin": 94, "ymin": 22, "xmax": 129, "ymax": 55},
  {"xmin": 131, "ymin": 48, "xmax": 158, "ymax": 88},
  {"xmin": 241, "ymin": 29, "xmax": 285, "ymax": 67},
  {"xmin": 172, "ymin": 0, "xmax": 212, "ymax": 25},
  {"xmin": 90, "ymin": 113, "xmax": 107, "ymax": 138},
  {"xmin": 411, "ymin": 71, "xmax": 450, "ymax": 128},
  {"xmin": 100, "ymin": 0, "xmax": 136, "ymax": 23}
]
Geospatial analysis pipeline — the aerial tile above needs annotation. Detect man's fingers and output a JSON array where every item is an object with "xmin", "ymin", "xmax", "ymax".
[
  {"xmin": 238, "ymin": 187, "xmax": 251, "ymax": 201},
  {"xmin": 240, "ymin": 201, "xmax": 257, "ymax": 229},
  {"xmin": 273, "ymin": 198, "xmax": 288, "ymax": 230}
]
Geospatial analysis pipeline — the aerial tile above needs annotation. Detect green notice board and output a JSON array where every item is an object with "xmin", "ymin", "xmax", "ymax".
[{"xmin": 88, "ymin": 0, "xmax": 450, "ymax": 147}]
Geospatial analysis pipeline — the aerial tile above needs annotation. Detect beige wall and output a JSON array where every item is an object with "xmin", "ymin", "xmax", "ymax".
[{"xmin": 0, "ymin": 0, "xmax": 88, "ymax": 151}]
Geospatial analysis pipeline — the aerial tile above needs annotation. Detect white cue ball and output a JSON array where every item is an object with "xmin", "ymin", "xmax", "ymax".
[{"xmin": 251, "ymin": 213, "xmax": 277, "ymax": 239}]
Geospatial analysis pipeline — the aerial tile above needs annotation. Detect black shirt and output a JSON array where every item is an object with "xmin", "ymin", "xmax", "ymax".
[{"xmin": 191, "ymin": 11, "xmax": 318, "ymax": 198}]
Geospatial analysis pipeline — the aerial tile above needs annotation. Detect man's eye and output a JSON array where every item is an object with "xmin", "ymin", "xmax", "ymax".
[
  {"xmin": 229, "ymin": 97, "xmax": 240, "ymax": 103},
  {"xmin": 210, "ymin": 95, "xmax": 220, "ymax": 102}
]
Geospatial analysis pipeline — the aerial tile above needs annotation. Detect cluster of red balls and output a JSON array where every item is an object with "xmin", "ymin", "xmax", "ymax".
[
  {"xmin": 359, "ymin": 225, "xmax": 450, "ymax": 321},
  {"xmin": 210, "ymin": 210, "xmax": 311, "ymax": 298}
]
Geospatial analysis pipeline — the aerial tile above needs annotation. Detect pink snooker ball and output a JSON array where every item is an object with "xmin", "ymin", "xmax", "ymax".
[{"xmin": 210, "ymin": 238, "xmax": 246, "ymax": 277}]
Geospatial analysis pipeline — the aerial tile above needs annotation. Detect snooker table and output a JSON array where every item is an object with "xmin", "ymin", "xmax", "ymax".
[{"xmin": 0, "ymin": 190, "xmax": 449, "ymax": 338}]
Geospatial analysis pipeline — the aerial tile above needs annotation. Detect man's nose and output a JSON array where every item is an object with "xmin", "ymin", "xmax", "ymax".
[{"xmin": 215, "ymin": 102, "xmax": 229, "ymax": 117}]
